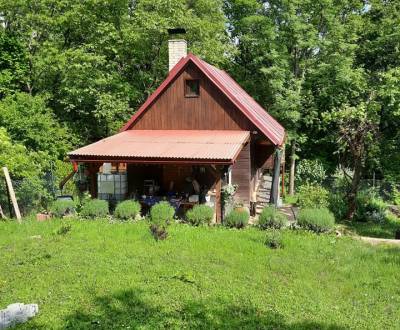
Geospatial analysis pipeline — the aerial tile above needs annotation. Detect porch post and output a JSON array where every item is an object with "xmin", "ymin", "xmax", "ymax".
[
  {"xmin": 215, "ymin": 174, "xmax": 222, "ymax": 223},
  {"xmin": 209, "ymin": 165, "xmax": 222, "ymax": 224},
  {"xmin": 269, "ymin": 148, "xmax": 282, "ymax": 206},
  {"xmin": 88, "ymin": 163, "xmax": 101, "ymax": 198}
]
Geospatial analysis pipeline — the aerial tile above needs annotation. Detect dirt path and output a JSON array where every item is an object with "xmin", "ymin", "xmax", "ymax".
[{"xmin": 358, "ymin": 236, "xmax": 400, "ymax": 246}]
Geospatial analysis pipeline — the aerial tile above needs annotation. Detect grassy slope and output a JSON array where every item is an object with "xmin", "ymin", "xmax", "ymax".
[{"xmin": 0, "ymin": 219, "xmax": 399, "ymax": 329}]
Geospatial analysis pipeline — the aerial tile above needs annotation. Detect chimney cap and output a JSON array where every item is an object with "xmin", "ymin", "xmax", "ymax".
[{"xmin": 168, "ymin": 28, "xmax": 186, "ymax": 35}]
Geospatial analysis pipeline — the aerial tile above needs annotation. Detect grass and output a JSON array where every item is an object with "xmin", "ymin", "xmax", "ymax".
[
  {"xmin": 0, "ymin": 218, "xmax": 399, "ymax": 329},
  {"xmin": 340, "ymin": 217, "xmax": 400, "ymax": 239}
]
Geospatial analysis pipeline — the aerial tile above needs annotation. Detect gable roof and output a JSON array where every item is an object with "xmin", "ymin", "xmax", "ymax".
[{"xmin": 121, "ymin": 53, "xmax": 285, "ymax": 146}]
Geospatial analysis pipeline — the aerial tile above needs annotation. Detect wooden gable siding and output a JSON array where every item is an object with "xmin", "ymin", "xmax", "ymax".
[
  {"xmin": 130, "ymin": 63, "xmax": 257, "ymax": 131},
  {"xmin": 231, "ymin": 142, "xmax": 251, "ymax": 207}
]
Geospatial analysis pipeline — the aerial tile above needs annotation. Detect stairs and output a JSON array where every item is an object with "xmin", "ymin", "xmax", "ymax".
[{"xmin": 255, "ymin": 174, "xmax": 272, "ymax": 215}]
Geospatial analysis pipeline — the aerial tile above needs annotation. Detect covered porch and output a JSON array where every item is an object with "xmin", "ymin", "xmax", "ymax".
[{"xmin": 68, "ymin": 130, "xmax": 251, "ymax": 222}]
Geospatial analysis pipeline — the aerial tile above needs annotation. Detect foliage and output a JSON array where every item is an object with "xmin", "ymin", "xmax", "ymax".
[
  {"xmin": 295, "ymin": 159, "xmax": 326, "ymax": 186},
  {"xmin": 114, "ymin": 200, "xmax": 141, "ymax": 221},
  {"xmin": 297, "ymin": 184, "xmax": 329, "ymax": 209},
  {"xmin": 258, "ymin": 206, "xmax": 287, "ymax": 230},
  {"xmin": 0, "ymin": 93, "xmax": 75, "ymax": 160},
  {"xmin": 224, "ymin": 208, "xmax": 249, "ymax": 229},
  {"xmin": 328, "ymin": 192, "xmax": 348, "ymax": 221},
  {"xmin": 50, "ymin": 199, "xmax": 76, "ymax": 218},
  {"xmin": 391, "ymin": 187, "xmax": 400, "ymax": 206},
  {"xmin": 355, "ymin": 189, "xmax": 388, "ymax": 223},
  {"xmin": 80, "ymin": 199, "xmax": 109, "ymax": 219},
  {"xmin": 186, "ymin": 204, "xmax": 214, "ymax": 226},
  {"xmin": 55, "ymin": 223, "xmax": 72, "ymax": 236},
  {"xmin": 264, "ymin": 230, "xmax": 284, "ymax": 249},
  {"xmin": 341, "ymin": 212, "xmax": 400, "ymax": 239},
  {"xmin": 297, "ymin": 208, "xmax": 335, "ymax": 233},
  {"xmin": 0, "ymin": 219, "xmax": 399, "ymax": 329},
  {"xmin": 149, "ymin": 201, "xmax": 174, "ymax": 240}
]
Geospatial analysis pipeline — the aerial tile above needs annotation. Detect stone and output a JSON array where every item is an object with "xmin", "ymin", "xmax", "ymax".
[{"xmin": 0, "ymin": 303, "xmax": 38, "ymax": 329}]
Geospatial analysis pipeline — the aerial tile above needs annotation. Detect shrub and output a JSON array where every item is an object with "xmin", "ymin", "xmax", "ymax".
[
  {"xmin": 355, "ymin": 189, "xmax": 388, "ymax": 222},
  {"xmin": 258, "ymin": 206, "xmax": 287, "ymax": 229},
  {"xmin": 264, "ymin": 230, "xmax": 284, "ymax": 249},
  {"xmin": 224, "ymin": 208, "xmax": 249, "ymax": 229},
  {"xmin": 186, "ymin": 204, "xmax": 214, "ymax": 226},
  {"xmin": 114, "ymin": 200, "xmax": 141, "ymax": 221},
  {"xmin": 328, "ymin": 192, "xmax": 347, "ymax": 220},
  {"xmin": 297, "ymin": 208, "xmax": 335, "ymax": 233},
  {"xmin": 55, "ymin": 223, "xmax": 71, "ymax": 235},
  {"xmin": 149, "ymin": 202, "xmax": 175, "ymax": 240},
  {"xmin": 50, "ymin": 199, "xmax": 76, "ymax": 218},
  {"xmin": 295, "ymin": 159, "xmax": 326, "ymax": 186},
  {"xmin": 297, "ymin": 184, "xmax": 329, "ymax": 209},
  {"xmin": 80, "ymin": 199, "xmax": 109, "ymax": 219}
]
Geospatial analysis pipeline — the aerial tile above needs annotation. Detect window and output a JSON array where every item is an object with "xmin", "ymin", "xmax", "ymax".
[{"xmin": 185, "ymin": 79, "xmax": 200, "ymax": 97}]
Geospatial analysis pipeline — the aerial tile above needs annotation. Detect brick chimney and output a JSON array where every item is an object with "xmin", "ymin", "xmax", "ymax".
[{"xmin": 168, "ymin": 28, "xmax": 187, "ymax": 71}]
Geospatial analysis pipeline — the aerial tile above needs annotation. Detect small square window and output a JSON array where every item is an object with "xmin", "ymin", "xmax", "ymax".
[{"xmin": 185, "ymin": 79, "xmax": 200, "ymax": 97}]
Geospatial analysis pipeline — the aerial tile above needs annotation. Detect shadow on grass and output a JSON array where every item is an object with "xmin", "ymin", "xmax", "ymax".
[{"xmin": 61, "ymin": 289, "xmax": 345, "ymax": 329}]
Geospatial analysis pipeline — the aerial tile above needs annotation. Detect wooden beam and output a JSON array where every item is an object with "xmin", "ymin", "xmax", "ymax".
[
  {"xmin": 215, "ymin": 174, "xmax": 222, "ymax": 224},
  {"xmin": 2, "ymin": 167, "xmax": 21, "ymax": 222}
]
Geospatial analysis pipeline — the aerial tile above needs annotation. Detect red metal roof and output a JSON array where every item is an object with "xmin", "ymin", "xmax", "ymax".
[
  {"xmin": 69, "ymin": 130, "xmax": 250, "ymax": 164},
  {"xmin": 121, "ymin": 53, "xmax": 285, "ymax": 146}
]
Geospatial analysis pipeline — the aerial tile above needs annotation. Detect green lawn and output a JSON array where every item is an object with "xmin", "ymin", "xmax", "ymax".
[
  {"xmin": 340, "ymin": 217, "xmax": 400, "ymax": 239},
  {"xmin": 0, "ymin": 219, "xmax": 399, "ymax": 329}
]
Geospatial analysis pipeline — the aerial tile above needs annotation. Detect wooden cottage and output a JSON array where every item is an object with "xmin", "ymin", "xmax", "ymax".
[{"xmin": 68, "ymin": 39, "xmax": 285, "ymax": 222}]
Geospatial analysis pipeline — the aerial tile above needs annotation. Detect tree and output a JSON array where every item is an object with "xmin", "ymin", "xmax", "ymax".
[
  {"xmin": 0, "ymin": 92, "xmax": 75, "ymax": 161},
  {"xmin": 329, "ymin": 103, "xmax": 380, "ymax": 219}
]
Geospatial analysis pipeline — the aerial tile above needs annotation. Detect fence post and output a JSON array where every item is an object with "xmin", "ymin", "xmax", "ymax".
[{"xmin": 2, "ymin": 167, "xmax": 22, "ymax": 222}]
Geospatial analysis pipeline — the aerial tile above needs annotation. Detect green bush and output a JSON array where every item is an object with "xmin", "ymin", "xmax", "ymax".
[
  {"xmin": 295, "ymin": 159, "xmax": 326, "ymax": 186},
  {"xmin": 224, "ymin": 208, "xmax": 249, "ymax": 229},
  {"xmin": 186, "ymin": 204, "xmax": 214, "ymax": 226},
  {"xmin": 149, "ymin": 202, "xmax": 175, "ymax": 240},
  {"xmin": 114, "ymin": 200, "xmax": 141, "ymax": 221},
  {"xmin": 328, "ymin": 192, "xmax": 347, "ymax": 220},
  {"xmin": 50, "ymin": 199, "xmax": 76, "ymax": 218},
  {"xmin": 355, "ymin": 189, "xmax": 388, "ymax": 222},
  {"xmin": 297, "ymin": 208, "xmax": 335, "ymax": 233},
  {"xmin": 297, "ymin": 184, "xmax": 329, "ymax": 209},
  {"xmin": 258, "ymin": 206, "xmax": 287, "ymax": 229},
  {"xmin": 80, "ymin": 199, "xmax": 109, "ymax": 219},
  {"xmin": 264, "ymin": 230, "xmax": 284, "ymax": 249}
]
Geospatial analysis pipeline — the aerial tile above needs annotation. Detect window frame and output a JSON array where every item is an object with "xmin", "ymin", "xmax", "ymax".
[{"xmin": 184, "ymin": 79, "xmax": 200, "ymax": 98}]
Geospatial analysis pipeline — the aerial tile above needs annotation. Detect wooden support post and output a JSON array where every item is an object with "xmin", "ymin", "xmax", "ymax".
[
  {"xmin": 215, "ymin": 174, "xmax": 222, "ymax": 224},
  {"xmin": 208, "ymin": 165, "xmax": 222, "ymax": 223},
  {"xmin": 2, "ymin": 167, "xmax": 21, "ymax": 222}
]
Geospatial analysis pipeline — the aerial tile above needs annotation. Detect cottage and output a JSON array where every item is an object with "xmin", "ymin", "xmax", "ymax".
[{"xmin": 68, "ymin": 36, "xmax": 285, "ymax": 222}]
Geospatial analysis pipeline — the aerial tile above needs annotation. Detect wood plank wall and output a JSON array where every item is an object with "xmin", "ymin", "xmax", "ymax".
[
  {"xmin": 231, "ymin": 142, "xmax": 251, "ymax": 207},
  {"xmin": 131, "ymin": 62, "xmax": 257, "ymax": 131}
]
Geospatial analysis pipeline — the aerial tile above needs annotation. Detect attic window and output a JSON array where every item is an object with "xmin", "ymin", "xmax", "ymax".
[{"xmin": 185, "ymin": 79, "xmax": 200, "ymax": 97}]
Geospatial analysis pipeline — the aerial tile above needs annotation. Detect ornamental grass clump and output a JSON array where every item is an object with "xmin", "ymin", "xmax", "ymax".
[
  {"xmin": 264, "ymin": 230, "xmax": 284, "ymax": 249},
  {"xmin": 149, "ymin": 201, "xmax": 174, "ymax": 240},
  {"xmin": 50, "ymin": 199, "xmax": 76, "ymax": 218},
  {"xmin": 80, "ymin": 199, "xmax": 109, "ymax": 219},
  {"xmin": 114, "ymin": 200, "xmax": 141, "ymax": 221},
  {"xmin": 186, "ymin": 204, "xmax": 214, "ymax": 226},
  {"xmin": 258, "ymin": 206, "xmax": 287, "ymax": 229},
  {"xmin": 297, "ymin": 207, "xmax": 335, "ymax": 233},
  {"xmin": 224, "ymin": 209, "xmax": 249, "ymax": 229}
]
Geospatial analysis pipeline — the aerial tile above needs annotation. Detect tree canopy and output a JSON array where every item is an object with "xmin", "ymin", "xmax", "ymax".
[{"xmin": 0, "ymin": 0, "xmax": 399, "ymax": 213}]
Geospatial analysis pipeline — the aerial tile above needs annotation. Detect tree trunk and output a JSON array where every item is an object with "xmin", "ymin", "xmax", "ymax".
[
  {"xmin": 289, "ymin": 140, "xmax": 296, "ymax": 196},
  {"xmin": 345, "ymin": 157, "xmax": 362, "ymax": 220}
]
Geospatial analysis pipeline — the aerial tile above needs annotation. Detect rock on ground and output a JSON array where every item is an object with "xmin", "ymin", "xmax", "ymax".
[{"xmin": 0, "ymin": 303, "xmax": 38, "ymax": 329}]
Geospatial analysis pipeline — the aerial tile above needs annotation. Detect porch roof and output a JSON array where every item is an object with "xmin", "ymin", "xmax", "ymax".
[{"xmin": 68, "ymin": 130, "xmax": 250, "ymax": 165}]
